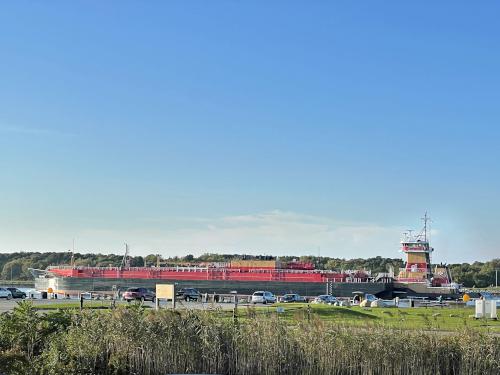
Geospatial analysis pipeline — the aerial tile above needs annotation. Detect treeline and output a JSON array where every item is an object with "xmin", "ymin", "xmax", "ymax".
[
  {"xmin": 0, "ymin": 251, "xmax": 498, "ymax": 288},
  {"xmin": 448, "ymin": 261, "xmax": 500, "ymax": 289}
]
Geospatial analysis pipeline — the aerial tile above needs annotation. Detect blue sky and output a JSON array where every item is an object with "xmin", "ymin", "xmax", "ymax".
[{"xmin": 0, "ymin": 2, "xmax": 499, "ymax": 262}]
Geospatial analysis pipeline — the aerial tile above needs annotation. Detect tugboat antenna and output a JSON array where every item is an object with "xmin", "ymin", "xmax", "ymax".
[{"xmin": 421, "ymin": 212, "xmax": 431, "ymax": 242}]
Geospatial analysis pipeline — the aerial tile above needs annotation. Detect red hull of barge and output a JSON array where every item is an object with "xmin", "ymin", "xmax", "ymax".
[{"xmin": 47, "ymin": 266, "xmax": 367, "ymax": 284}]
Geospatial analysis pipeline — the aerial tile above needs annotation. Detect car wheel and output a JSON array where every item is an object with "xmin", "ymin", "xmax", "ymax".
[
  {"xmin": 126, "ymin": 299, "xmax": 131, "ymax": 303},
  {"xmin": 263, "ymin": 300, "xmax": 267, "ymax": 305},
  {"xmin": 152, "ymin": 297, "xmax": 156, "ymax": 303},
  {"xmin": 140, "ymin": 296, "xmax": 145, "ymax": 303},
  {"xmin": 7, "ymin": 295, "xmax": 12, "ymax": 300},
  {"xmin": 22, "ymin": 294, "xmax": 26, "ymax": 299}
]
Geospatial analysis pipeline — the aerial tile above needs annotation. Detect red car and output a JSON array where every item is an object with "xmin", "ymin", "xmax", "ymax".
[{"xmin": 122, "ymin": 287, "xmax": 156, "ymax": 302}]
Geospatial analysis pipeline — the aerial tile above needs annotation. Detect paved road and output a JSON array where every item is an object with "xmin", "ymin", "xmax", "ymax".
[{"xmin": 0, "ymin": 298, "xmax": 251, "ymax": 313}]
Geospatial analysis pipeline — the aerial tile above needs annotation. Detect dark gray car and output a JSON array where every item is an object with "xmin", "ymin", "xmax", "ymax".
[
  {"xmin": 176, "ymin": 288, "xmax": 201, "ymax": 301},
  {"xmin": 6, "ymin": 287, "xmax": 26, "ymax": 299}
]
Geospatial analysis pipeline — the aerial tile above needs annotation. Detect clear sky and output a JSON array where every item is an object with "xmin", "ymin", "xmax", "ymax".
[{"xmin": 1, "ymin": 2, "xmax": 499, "ymax": 262}]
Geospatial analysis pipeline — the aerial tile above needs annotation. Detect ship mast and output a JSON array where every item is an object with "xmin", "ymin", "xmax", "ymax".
[
  {"xmin": 421, "ymin": 212, "xmax": 433, "ymax": 267},
  {"xmin": 71, "ymin": 238, "xmax": 75, "ymax": 267},
  {"xmin": 122, "ymin": 243, "xmax": 131, "ymax": 268},
  {"xmin": 422, "ymin": 211, "xmax": 430, "ymax": 242}
]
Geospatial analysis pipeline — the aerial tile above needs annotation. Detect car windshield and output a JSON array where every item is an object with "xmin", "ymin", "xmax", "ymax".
[
  {"xmin": 127, "ymin": 288, "xmax": 140, "ymax": 292},
  {"xmin": 253, "ymin": 292, "xmax": 264, "ymax": 296}
]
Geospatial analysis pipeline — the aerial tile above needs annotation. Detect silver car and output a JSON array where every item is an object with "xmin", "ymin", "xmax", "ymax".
[
  {"xmin": 251, "ymin": 291, "xmax": 276, "ymax": 304},
  {"xmin": 0, "ymin": 287, "xmax": 13, "ymax": 300}
]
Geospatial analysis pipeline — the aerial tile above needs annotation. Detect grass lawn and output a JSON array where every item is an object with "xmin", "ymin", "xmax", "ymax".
[
  {"xmin": 30, "ymin": 300, "xmax": 500, "ymax": 332},
  {"xmin": 240, "ymin": 303, "xmax": 500, "ymax": 332}
]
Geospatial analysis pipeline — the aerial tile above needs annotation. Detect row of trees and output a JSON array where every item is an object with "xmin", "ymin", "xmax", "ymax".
[{"xmin": 0, "ymin": 251, "xmax": 498, "ymax": 288}]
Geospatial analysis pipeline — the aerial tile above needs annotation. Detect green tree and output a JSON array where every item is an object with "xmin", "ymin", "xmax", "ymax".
[
  {"xmin": 144, "ymin": 254, "xmax": 158, "ymax": 266},
  {"xmin": 1, "ymin": 260, "xmax": 24, "ymax": 280}
]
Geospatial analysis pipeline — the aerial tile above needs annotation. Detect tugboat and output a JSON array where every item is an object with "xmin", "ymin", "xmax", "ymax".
[{"xmin": 393, "ymin": 213, "xmax": 461, "ymax": 299}]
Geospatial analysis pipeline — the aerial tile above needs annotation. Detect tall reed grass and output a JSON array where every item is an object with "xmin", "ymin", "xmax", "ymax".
[{"xmin": 0, "ymin": 302, "xmax": 498, "ymax": 374}]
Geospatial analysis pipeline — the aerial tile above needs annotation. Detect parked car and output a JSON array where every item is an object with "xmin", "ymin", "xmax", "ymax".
[
  {"xmin": 0, "ymin": 288, "xmax": 13, "ymax": 300},
  {"xmin": 176, "ymin": 288, "xmax": 201, "ymax": 301},
  {"xmin": 280, "ymin": 293, "xmax": 306, "ymax": 303},
  {"xmin": 251, "ymin": 291, "xmax": 276, "ymax": 304},
  {"xmin": 122, "ymin": 288, "xmax": 155, "ymax": 302},
  {"xmin": 312, "ymin": 295, "xmax": 337, "ymax": 304},
  {"xmin": 6, "ymin": 288, "xmax": 26, "ymax": 299}
]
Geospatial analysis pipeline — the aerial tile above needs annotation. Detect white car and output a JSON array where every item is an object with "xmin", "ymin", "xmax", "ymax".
[
  {"xmin": 0, "ymin": 288, "xmax": 13, "ymax": 300},
  {"xmin": 251, "ymin": 291, "xmax": 276, "ymax": 304}
]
